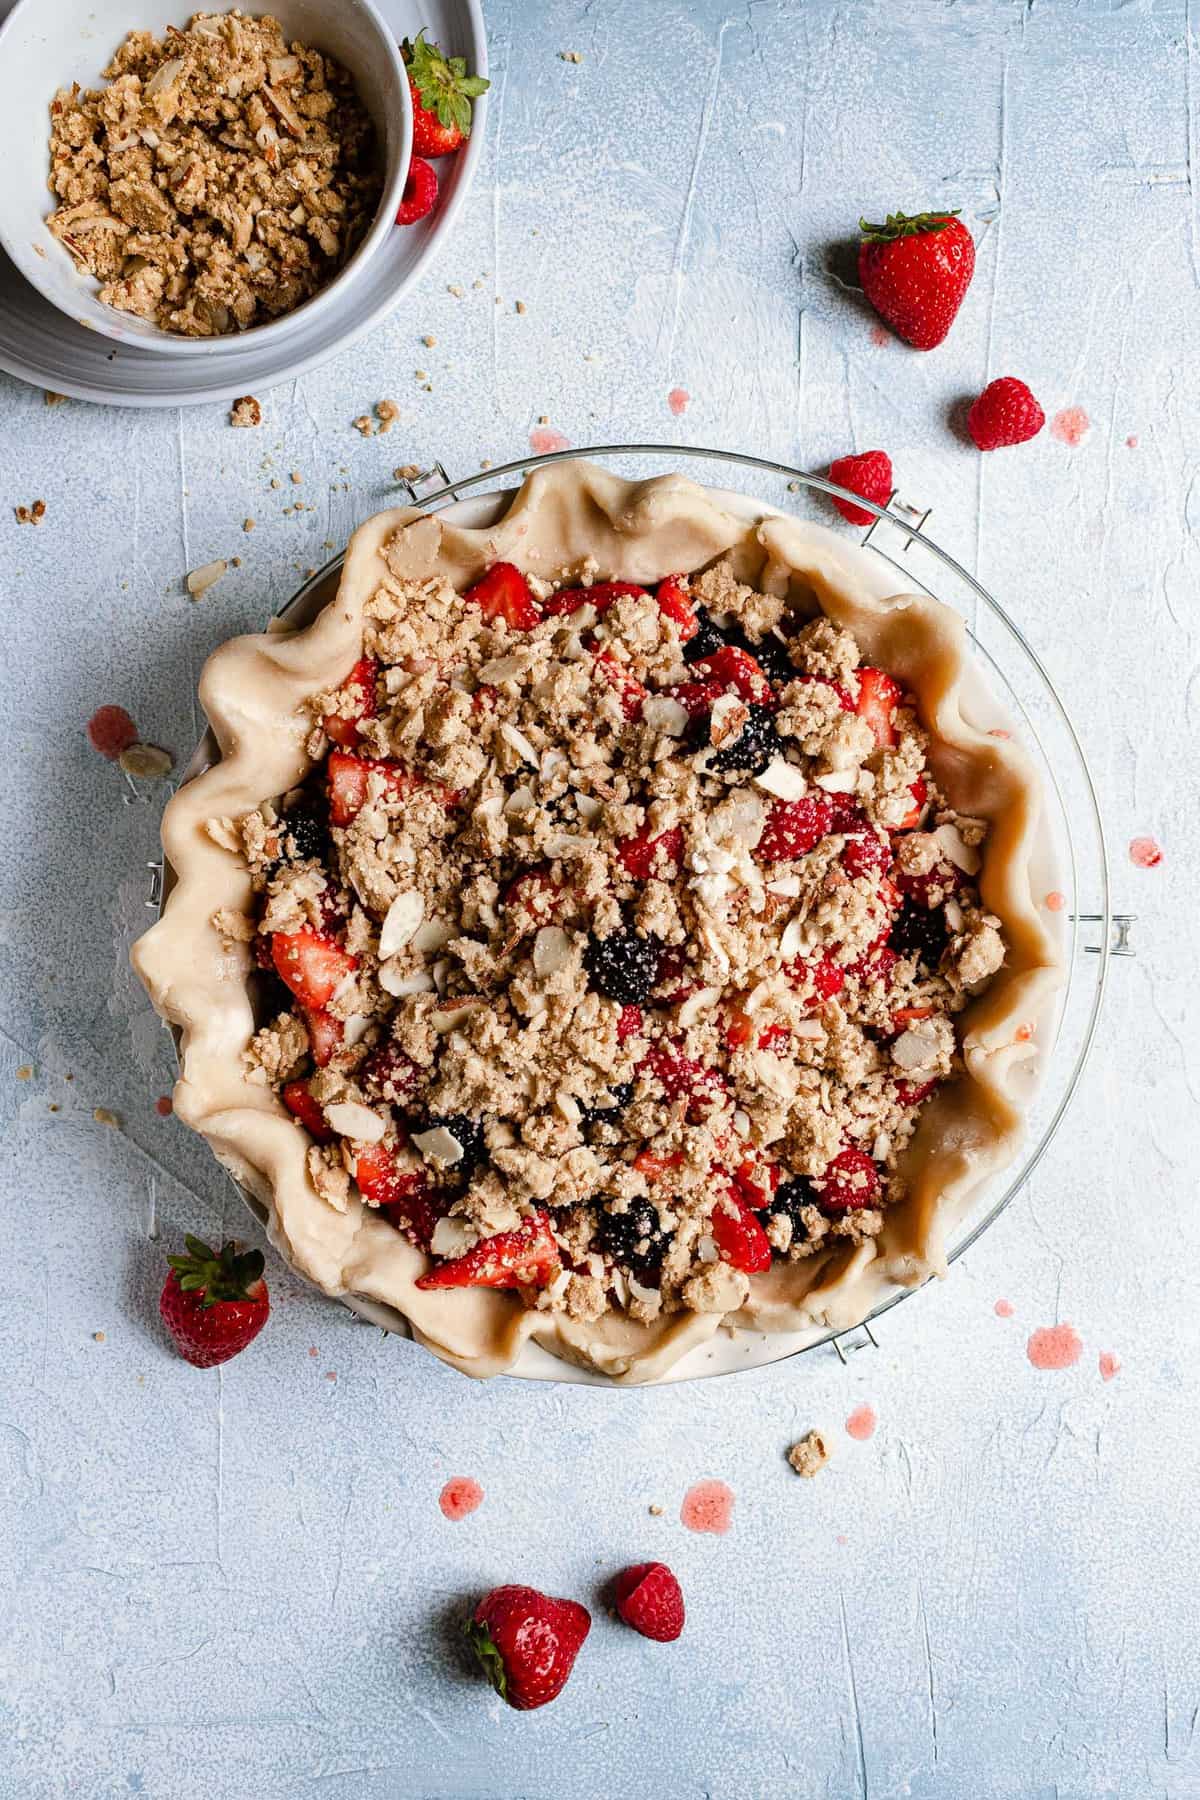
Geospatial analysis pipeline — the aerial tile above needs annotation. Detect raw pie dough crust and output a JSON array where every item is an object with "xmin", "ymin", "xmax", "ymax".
[{"xmin": 133, "ymin": 463, "xmax": 1064, "ymax": 1384}]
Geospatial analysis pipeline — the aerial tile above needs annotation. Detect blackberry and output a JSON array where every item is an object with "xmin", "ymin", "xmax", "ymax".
[
  {"xmin": 768, "ymin": 1177, "xmax": 816, "ymax": 1240},
  {"xmin": 594, "ymin": 1199, "xmax": 669, "ymax": 1284},
  {"xmin": 710, "ymin": 705, "xmax": 781, "ymax": 776},
  {"xmin": 889, "ymin": 900, "xmax": 948, "ymax": 968},
  {"xmin": 278, "ymin": 805, "xmax": 329, "ymax": 864},
  {"xmin": 682, "ymin": 607, "xmax": 727, "ymax": 664},
  {"xmin": 426, "ymin": 1113, "xmax": 487, "ymax": 1177},
  {"xmin": 581, "ymin": 1081, "xmax": 635, "ymax": 1134},
  {"xmin": 720, "ymin": 623, "xmax": 794, "ymax": 686},
  {"xmin": 584, "ymin": 929, "xmax": 659, "ymax": 1005}
]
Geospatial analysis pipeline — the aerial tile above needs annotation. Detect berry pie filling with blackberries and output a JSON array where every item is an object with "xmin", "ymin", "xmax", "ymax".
[{"xmin": 136, "ymin": 465, "xmax": 1061, "ymax": 1381}]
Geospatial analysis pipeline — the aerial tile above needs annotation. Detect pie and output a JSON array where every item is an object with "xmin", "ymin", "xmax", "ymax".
[{"xmin": 134, "ymin": 462, "xmax": 1063, "ymax": 1383}]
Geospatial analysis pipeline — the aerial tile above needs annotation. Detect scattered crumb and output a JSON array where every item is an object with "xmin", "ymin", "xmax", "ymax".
[
  {"xmin": 308, "ymin": 1346, "xmax": 318, "ymax": 1357},
  {"xmin": 48, "ymin": 1103, "xmax": 60, "ymax": 1113},
  {"xmin": 93, "ymin": 1107, "xmax": 120, "ymax": 1128},
  {"xmin": 93, "ymin": 1331, "xmax": 106, "ymax": 1343},
  {"xmin": 230, "ymin": 395, "xmax": 262, "ymax": 428},
  {"xmin": 44, "ymin": 390, "xmax": 67, "ymax": 407},
  {"xmin": 414, "ymin": 368, "xmax": 427, "ymax": 381},
  {"xmin": 537, "ymin": 413, "xmax": 549, "ymax": 424},
  {"xmin": 1099, "ymin": 1350, "xmax": 1121, "ymax": 1382},
  {"xmin": 560, "ymin": 49, "xmax": 583, "ymax": 63},
  {"xmin": 422, "ymin": 333, "xmax": 437, "ymax": 347},
  {"xmin": 119, "ymin": 742, "xmax": 174, "ymax": 780},
  {"xmin": 231, "ymin": 556, "xmax": 241, "ymax": 567},
  {"xmin": 16, "ymin": 1065, "xmax": 33, "ymax": 1081},
  {"xmin": 270, "ymin": 476, "xmax": 282, "ymax": 489},
  {"xmin": 290, "ymin": 470, "xmax": 302, "ymax": 484},
  {"xmin": 14, "ymin": 500, "xmax": 47, "ymax": 525},
  {"xmin": 845, "ymin": 1403, "xmax": 877, "ymax": 1441},
  {"xmin": 376, "ymin": 398, "xmax": 399, "ymax": 434},
  {"xmin": 480, "ymin": 458, "xmax": 492, "ymax": 469},
  {"xmin": 243, "ymin": 518, "xmax": 256, "ymax": 534},
  {"xmin": 648, "ymin": 1503, "xmax": 663, "ymax": 1516},
  {"xmin": 447, "ymin": 283, "xmax": 464, "ymax": 297},
  {"xmin": 994, "ymin": 1297, "xmax": 1014, "ymax": 1318},
  {"xmin": 325, "ymin": 1370, "xmax": 337, "ymax": 1381},
  {"xmin": 186, "ymin": 558, "xmax": 227, "ymax": 600},
  {"xmin": 787, "ymin": 479, "xmax": 802, "ymax": 492},
  {"xmin": 515, "ymin": 299, "xmax": 527, "ymax": 314},
  {"xmin": 788, "ymin": 1430, "xmax": 831, "ymax": 1478},
  {"xmin": 353, "ymin": 414, "xmax": 374, "ymax": 437}
]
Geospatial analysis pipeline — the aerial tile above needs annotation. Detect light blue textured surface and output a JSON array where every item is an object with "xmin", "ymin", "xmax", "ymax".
[{"xmin": 1, "ymin": 3, "xmax": 1196, "ymax": 1796}]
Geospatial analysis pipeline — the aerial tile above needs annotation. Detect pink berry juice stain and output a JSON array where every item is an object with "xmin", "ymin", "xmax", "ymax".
[
  {"xmin": 845, "ymin": 1403, "xmax": 877, "ymax": 1441},
  {"xmin": 870, "ymin": 323, "xmax": 890, "ymax": 346},
  {"xmin": 439, "ymin": 1477, "xmax": 484, "ymax": 1521},
  {"xmin": 1099, "ymin": 1352, "xmax": 1121, "ymax": 1382},
  {"xmin": 87, "ymin": 704, "xmax": 138, "ymax": 759},
  {"xmin": 1050, "ymin": 406, "xmax": 1090, "ymax": 447},
  {"xmin": 681, "ymin": 1479, "xmax": 734, "ymax": 1534},
  {"xmin": 1129, "ymin": 836, "xmax": 1162, "ymax": 868},
  {"xmin": 667, "ymin": 387, "xmax": 690, "ymax": 416},
  {"xmin": 1026, "ymin": 1323, "xmax": 1083, "ymax": 1371},
  {"xmin": 994, "ymin": 1298, "xmax": 1014, "ymax": 1318},
  {"xmin": 529, "ymin": 426, "xmax": 570, "ymax": 455},
  {"xmin": 1044, "ymin": 890, "xmax": 1066, "ymax": 913}
]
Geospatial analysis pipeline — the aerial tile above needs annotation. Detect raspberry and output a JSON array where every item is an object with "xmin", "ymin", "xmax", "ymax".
[
  {"xmin": 758, "ymin": 794, "xmax": 833, "ymax": 861},
  {"xmin": 895, "ymin": 1075, "xmax": 938, "ymax": 1107},
  {"xmin": 616, "ymin": 825, "xmax": 683, "ymax": 881},
  {"xmin": 395, "ymin": 155, "xmax": 438, "ymax": 225},
  {"xmin": 967, "ymin": 377, "xmax": 1045, "ymax": 452},
  {"xmin": 785, "ymin": 952, "xmax": 845, "ymax": 1010},
  {"xmin": 594, "ymin": 1200, "xmax": 669, "ymax": 1283},
  {"xmin": 617, "ymin": 1004, "xmax": 644, "ymax": 1042},
  {"xmin": 840, "ymin": 828, "xmax": 891, "ymax": 879},
  {"xmin": 709, "ymin": 704, "xmax": 780, "ymax": 775},
  {"xmin": 814, "ymin": 1147, "xmax": 880, "ymax": 1210},
  {"xmin": 584, "ymin": 929, "xmax": 659, "ymax": 1005},
  {"xmin": 361, "ymin": 1042, "xmax": 423, "ymax": 1106},
  {"xmin": 693, "ymin": 645, "xmax": 777, "ymax": 708},
  {"xmin": 641, "ymin": 1041, "xmax": 727, "ymax": 1119},
  {"xmin": 710, "ymin": 1189, "xmax": 772, "ymax": 1272},
  {"xmin": 86, "ymin": 704, "xmax": 138, "ymax": 760},
  {"xmin": 827, "ymin": 450, "xmax": 893, "ymax": 527},
  {"xmin": 613, "ymin": 1562, "xmax": 685, "ymax": 1642}
]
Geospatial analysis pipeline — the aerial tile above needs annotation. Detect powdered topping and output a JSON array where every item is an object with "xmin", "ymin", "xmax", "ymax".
[{"xmin": 229, "ymin": 551, "xmax": 1008, "ymax": 1331}]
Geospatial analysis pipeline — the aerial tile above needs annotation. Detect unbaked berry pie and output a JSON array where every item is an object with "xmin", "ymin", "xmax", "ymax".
[{"xmin": 135, "ymin": 464, "xmax": 1062, "ymax": 1382}]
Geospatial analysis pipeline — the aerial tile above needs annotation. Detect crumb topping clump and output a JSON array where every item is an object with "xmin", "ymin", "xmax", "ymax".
[
  {"xmin": 47, "ymin": 11, "xmax": 382, "ymax": 338},
  {"xmin": 223, "ymin": 550, "xmax": 1007, "ymax": 1326}
]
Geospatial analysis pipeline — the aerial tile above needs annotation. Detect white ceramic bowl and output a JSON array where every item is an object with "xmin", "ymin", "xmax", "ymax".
[{"xmin": 0, "ymin": 0, "xmax": 411, "ymax": 356}]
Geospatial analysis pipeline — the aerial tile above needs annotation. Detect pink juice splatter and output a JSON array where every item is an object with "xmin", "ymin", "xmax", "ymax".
[
  {"xmin": 667, "ymin": 387, "xmax": 690, "ymax": 416},
  {"xmin": 681, "ymin": 1480, "xmax": 734, "ymax": 1534},
  {"xmin": 1050, "ymin": 407, "xmax": 1090, "ymax": 447},
  {"xmin": 529, "ymin": 426, "xmax": 570, "ymax": 455},
  {"xmin": 870, "ymin": 323, "xmax": 890, "ymax": 347},
  {"xmin": 1026, "ymin": 1324, "xmax": 1082, "ymax": 1371},
  {"xmin": 994, "ymin": 1298, "xmax": 1014, "ymax": 1319},
  {"xmin": 439, "ymin": 1476, "xmax": 484, "ymax": 1521},
  {"xmin": 154, "ymin": 1095, "xmax": 173, "ymax": 1117},
  {"xmin": 845, "ymin": 1403, "xmax": 877, "ymax": 1441},
  {"xmin": 1099, "ymin": 1352, "xmax": 1121, "ymax": 1382},
  {"xmin": 1126, "ymin": 435, "xmax": 1138, "ymax": 449},
  {"xmin": 1044, "ymin": 891, "xmax": 1066, "ymax": 913},
  {"xmin": 1129, "ymin": 836, "xmax": 1162, "ymax": 868}
]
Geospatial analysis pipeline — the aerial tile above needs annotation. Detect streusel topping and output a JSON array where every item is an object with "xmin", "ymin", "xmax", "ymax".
[{"xmin": 222, "ymin": 551, "xmax": 1006, "ymax": 1324}]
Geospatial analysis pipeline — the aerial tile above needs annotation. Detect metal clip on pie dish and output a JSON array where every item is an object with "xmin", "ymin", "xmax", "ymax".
[{"xmin": 148, "ymin": 444, "xmax": 1129, "ymax": 1383}]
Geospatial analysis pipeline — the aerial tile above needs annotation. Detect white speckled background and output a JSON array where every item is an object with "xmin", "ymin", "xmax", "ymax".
[{"xmin": 1, "ymin": 2, "xmax": 1195, "ymax": 1795}]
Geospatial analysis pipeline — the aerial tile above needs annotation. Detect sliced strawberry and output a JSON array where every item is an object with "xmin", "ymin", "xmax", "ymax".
[
  {"xmin": 541, "ymin": 580, "xmax": 646, "ymax": 617},
  {"xmin": 891, "ymin": 1004, "xmax": 934, "ymax": 1030},
  {"xmin": 272, "ymin": 928, "xmax": 357, "ymax": 1010},
  {"xmin": 814, "ymin": 1147, "xmax": 880, "ymax": 1210},
  {"xmin": 733, "ymin": 1156, "xmax": 780, "ymax": 1209},
  {"xmin": 303, "ymin": 1006, "xmax": 343, "ymax": 1067},
  {"xmin": 463, "ymin": 562, "xmax": 540, "ymax": 630},
  {"xmin": 758, "ymin": 794, "xmax": 833, "ymax": 861},
  {"xmin": 724, "ymin": 1007, "xmax": 790, "ymax": 1052},
  {"xmin": 360, "ymin": 1041, "xmax": 423, "ymax": 1105},
  {"xmin": 616, "ymin": 825, "xmax": 684, "ymax": 881},
  {"xmin": 693, "ymin": 645, "xmax": 776, "ymax": 708},
  {"xmin": 590, "ymin": 645, "xmax": 646, "ymax": 721},
  {"xmin": 327, "ymin": 749, "xmax": 416, "ymax": 826},
  {"xmin": 632, "ymin": 1148, "xmax": 684, "ymax": 1181},
  {"xmin": 282, "ymin": 1080, "xmax": 332, "ymax": 1142},
  {"xmin": 784, "ymin": 952, "xmax": 846, "ymax": 1011},
  {"xmin": 323, "ymin": 657, "xmax": 377, "ymax": 748},
  {"xmin": 415, "ymin": 1211, "xmax": 561, "ymax": 1289},
  {"xmin": 641, "ymin": 1041, "xmax": 727, "ymax": 1119},
  {"xmin": 791, "ymin": 672, "xmax": 856, "ymax": 712},
  {"xmin": 856, "ymin": 667, "xmax": 902, "ymax": 748},
  {"xmin": 660, "ymin": 675, "xmax": 726, "ymax": 719},
  {"xmin": 355, "ymin": 1143, "xmax": 438, "ymax": 1247},
  {"xmin": 896, "ymin": 776, "xmax": 928, "ymax": 831},
  {"xmin": 617, "ymin": 1004, "xmax": 645, "ymax": 1043},
  {"xmin": 711, "ymin": 1189, "xmax": 773, "ymax": 1273},
  {"xmin": 656, "ymin": 575, "xmax": 699, "ymax": 641},
  {"xmin": 895, "ymin": 1075, "xmax": 939, "ymax": 1107},
  {"xmin": 841, "ymin": 829, "xmax": 892, "ymax": 880}
]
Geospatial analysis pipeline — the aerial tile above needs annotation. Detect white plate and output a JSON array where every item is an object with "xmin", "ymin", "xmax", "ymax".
[{"xmin": 0, "ymin": 0, "xmax": 486, "ymax": 405}]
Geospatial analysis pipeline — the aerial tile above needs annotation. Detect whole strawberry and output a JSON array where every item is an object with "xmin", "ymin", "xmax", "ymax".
[
  {"xmin": 159, "ymin": 1236, "xmax": 269, "ymax": 1368},
  {"xmin": 465, "ymin": 1585, "xmax": 590, "ymax": 1710},
  {"xmin": 403, "ymin": 32, "xmax": 489, "ymax": 157},
  {"xmin": 613, "ymin": 1562, "xmax": 685, "ymax": 1642},
  {"xmin": 967, "ymin": 377, "xmax": 1045, "ymax": 451},
  {"xmin": 858, "ymin": 211, "xmax": 975, "ymax": 350},
  {"xmin": 827, "ymin": 450, "xmax": 893, "ymax": 526}
]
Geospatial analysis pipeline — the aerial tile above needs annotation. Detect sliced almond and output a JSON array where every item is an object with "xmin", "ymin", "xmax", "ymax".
[
  {"xmin": 500, "ymin": 722, "xmax": 540, "ymax": 766},
  {"xmin": 754, "ymin": 757, "xmax": 808, "ymax": 801},
  {"xmin": 504, "ymin": 784, "xmax": 536, "ymax": 815},
  {"xmin": 379, "ymin": 890, "xmax": 424, "ymax": 959},
  {"xmin": 430, "ymin": 1216, "xmax": 477, "ymax": 1258},
  {"xmin": 186, "ymin": 559, "xmax": 227, "ymax": 600},
  {"xmin": 378, "ymin": 960, "xmax": 434, "ymax": 997},
  {"xmin": 411, "ymin": 919, "xmax": 457, "ymax": 954},
  {"xmin": 779, "ymin": 916, "xmax": 807, "ymax": 959},
  {"xmin": 934, "ymin": 822, "xmax": 981, "ymax": 875},
  {"xmin": 324, "ymin": 1101, "xmax": 385, "ymax": 1143},
  {"xmin": 533, "ymin": 925, "xmax": 572, "ymax": 977},
  {"xmin": 677, "ymin": 985, "xmax": 722, "ymax": 1027},
  {"xmin": 812, "ymin": 768, "xmax": 857, "ymax": 793},
  {"xmin": 641, "ymin": 695, "xmax": 689, "ymax": 736},
  {"xmin": 766, "ymin": 874, "xmax": 801, "ymax": 898},
  {"xmin": 412, "ymin": 1125, "xmax": 464, "ymax": 1165}
]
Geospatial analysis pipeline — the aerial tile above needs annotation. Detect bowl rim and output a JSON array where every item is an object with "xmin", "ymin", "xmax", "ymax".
[{"xmin": 0, "ymin": 0, "xmax": 412, "ymax": 357}]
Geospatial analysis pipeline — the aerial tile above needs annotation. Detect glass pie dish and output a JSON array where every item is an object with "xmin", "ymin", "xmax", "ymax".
[{"xmin": 146, "ymin": 444, "xmax": 1115, "ymax": 1385}]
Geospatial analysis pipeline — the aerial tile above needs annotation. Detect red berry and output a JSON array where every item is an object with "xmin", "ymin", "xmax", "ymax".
[
  {"xmin": 656, "ymin": 575, "xmax": 699, "ymax": 641},
  {"xmin": 792, "ymin": 673, "xmax": 855, "ymax": 714},
  {"xmin": 855, "ymin": 666, "xmax": 902, "ymax": 747},
  {"xmin": 814, "ymin": 1146, "xmax": 880, "ymax": 1210},
  {"xmin": 462, "ymin": 560, "xmax": 540, "ymax": 629},
  {"xmin": 355, "ymin": 1143, "xmax": 438, "ymax": 1247},
  {"xmin": 858, "ymin": 210, "xmax": 975, "ymax": 351},
  {"xmin": 395, "ymin": 155, "xmax": 439, "ymax": 225},
  {"xmin": 403, "ymin": 31, "xmax": 488, "ymax": 156},
  {"xmin": 542, "ymin": 580, "xmax": 647, "ymax": 617},
  {"xmin": 322, "ymin": 657, "xmax": 377, "ymax": 748},
  {"xmin": 617, "ymin": 1004, "xmax": 644, "ymax": 1042},
  {"xmin": 86, "ymin": 703, "xmax": 138, "ymax": 760},
  {"xmin": 302, "ymin": 1005, "xmax": 343, "ymax": 1067},
  {"xmin": 159, "ymin": 1237, "xmax": 269, "ymax": 1368},
  {"xmin": 895, "ymin": 1075, "xmax": 938, "ymax": 1107},
  {"xmin": 897, "ymin": 776, "xmax": 927, "ymax": 830},
  {"xmin": 465, "ymin": 1585, "xmax": 591, "ymax": 1711},
  {"xmin": 503, "ymin": 868, "xmax": 565, "ymax": 934},
  {"xmin": 272, "ymin": 928, "xmax": 357, "ymax": 1010},
  {"xmin": 416, "ymin": 1211, "xmax": 561, "ymax": 1290},
  {"xmin": 326, "ymin": 749, "xmax": 431, "ymax": 826},
  {"xmin": 967, "ymin": 377, "xmax": 1046, "ymax": 452},
  {"xmin": 711, "ymin": 1189, "xmax": 773, "ymax": 1272},
  {"xmin": 360, "ymin": 1041, "xmax": 423, "ymax": 1105},
  {"xmin": 660, "ymin": 675, "xmax": 726, "ymax": 719},
  {"xmin": 841, "ymin": 828, "xmax": 891, "ymax": 880},
  {"xmin": 613, "ymin": 1563, "xmax": 685, "ymax": 1642},
  {"xmin": 641, "ymin": 1041, "xmax": 727, "ymax": 1120},
  {"xmin": 827, "ymin": 450, "xmax": 893, "ymax": 527},
  {"xmin": 693, "ymin": 644, "xmax": 776, "ymax": 707},
  {"xmin": 785, "ymin": 952, "xmax": 845, "ymax": 1011},
  {"xmin": 281, "ymin": 1080, "xmax": 332, "ymax": 1141},
  {"xmin": 589, "ymin": 645, "xmax": 646, "ymax": 721},
  {"xmin": 758, "ymin": 794, "xmax": 833, "ymax": 861},
  {"xmin": 616, "ymin": 825, "xmax": 683, "ymax": 881}
]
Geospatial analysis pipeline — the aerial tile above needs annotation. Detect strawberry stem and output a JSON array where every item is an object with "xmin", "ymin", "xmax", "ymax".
[
  {"xmin": 463, "ymin": 1619, "xmax": 508, "ymax": 1698},
  {"xmin": 402, "ymin": 31, "xmax": 490, "ymax": 137},
  {"xmin": 165, "ymin": 1236, "xmax": 264, "ymax": 1308},
  {"xmin": 858, "ymin": 209, "xmax": 961, "ymax": 242}
]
